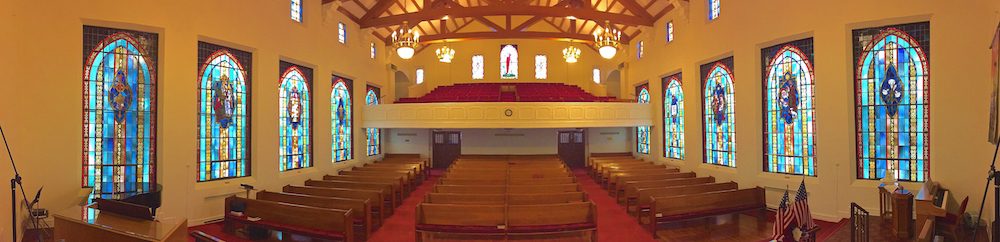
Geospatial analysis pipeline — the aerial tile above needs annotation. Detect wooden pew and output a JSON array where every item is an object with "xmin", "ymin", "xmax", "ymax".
[
  {"xmin": 508, "ymin": 177, "xmax": 576, "ymax": 185},
  {"xmin": 256, "ymin": 190, "xmax": 374, "ymax": 238},
  {"xmin": 330, "ymin": 173, "xmax": 411, "ymax": 194},
  {"xmin": 630, "ymin": 182, "xmax": 738, "ymax": 216},
  {"xmin": 282, "ymin": 185, "xmax": 388, "ymax": 222},
  {"xmin": 304, "ymin": 179, "xmax": 396, "ymax": 213},
  {"xmin": 508, "ymin": 192, "xmax": 587, "ymax": 205},
  {"xmin": 507, "ymin": 202, "xmax": 597, "ymax": 242},
  {"xmin": 424, "ymin": 193, "xmax": 507, "ymax": 204},
  {"xmin": 599, "ymin": 164, "xmax": 674, "ymax": 182},
  {"xmin": 338, "ymin": 170, "xmax": 416, "ymax": 191},
  {"xmin": 415, "ymin": 204, "xmax": 507, "ymax": 242},
  {"xmin": 323, "ymin": 175, "xmax": 405, "ymax": 205},
  {"xmin": 622, "ymin": 177, "xmax": 717, "ymax": 207},
  {"xmin": 605, "ymin": 168, "xmax": 680, "ymax": 186},
  {"xmin": 611, "ymin": 172, "xmax": 697, "ymax": 200},
  {"xmin": 224, "ymin": 196, "xmax": 354, "ymax": 242},
  {"xmin": 438, "ymin": 178, "xmax": 507, "ymax": 186},
  {"xmin": 434, "ymin": 185, "xmax": 507, "ymax": 194},
  {"xmin": 508, "ymin": 184, "xmax": 580, "ymax": 194},
  {"xmin": 351, "ymin": 166, "xmax": 421, "ymax": 182},
  {"xmin": 645, "ymin": 187, "xmax": 766, "ymax": 233}
]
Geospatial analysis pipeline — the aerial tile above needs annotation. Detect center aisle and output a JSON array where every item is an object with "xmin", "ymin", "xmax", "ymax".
[{"xmin": 368, "ymin": 169, "xmax": 656, "ymax": 242}]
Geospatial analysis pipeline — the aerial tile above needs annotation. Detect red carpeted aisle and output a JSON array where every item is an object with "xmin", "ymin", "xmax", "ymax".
[{"xmin": 572, "ymin": 169, "xmax": 658, "ymax": 242}]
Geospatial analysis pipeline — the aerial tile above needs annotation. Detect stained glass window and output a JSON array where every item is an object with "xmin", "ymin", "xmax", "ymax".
[
  {"xmin": 291, "ymin": 0, "xmax": 302, "ymax": 22},
  {"xmin": 763, "ymin": 38, "xmax": 816, "ymax": 176},
  {"xmin": 667, "ymin": 22, "xmax": 674, "ymax": 43},
  {"xmin": 416, "ymin": 68, "xmax": 424, "ymax": 84},
  {"xmin": 366, "ymin": 86, "xmax": 381, "ymax": 156},
  {"xmin": 197, "ymin": 42, "xmax": 252, "ymax": 181},
  {"xmin": 593, "ymin": 68, "xmax": 600, "ymax": 84},
  {"xmin": 82, "ymin": 26, "xmax": 158, "ymax": 197},
  {"xmin": 637, "ymin": 41, "xmax": 644, "ymax": 60},
  {"xmin": 332, "ymin": 76, "xmax": 354, "ymax": 162},
  {"xmin": 636, "ymin": 84, "xmax": 651, "ymax": 154},
  {"xmin": 472, "ymin": 55, "xmax": 484, "ymax": 80},
  {"xmin": 702, "ymin": 57, "xmax": 735, "ymax": 167},
  {"xmin": 370, "ymin": 43, "xmax": 376, "ymax": 59},
  {"xmin": 279, "ymin": 61, "xmax": 313, "ymax": 172},
  {"xmin": 535, "ymin": 55, "xmax": 547, "ymax": 79},
  {"xmin": 853, "ymin": 22, "xmax": 930, "ymax": 182},
  {"xmin": 338, "ymin": 22, "xmax": 346, "ymax": 44},
  {"xmin": 708, "ymin": 0, "xmax": 720, "ymax": 20},
  {"xmin": 500, "ymin": 45, "xmax": 518, "ymax": 79},
  {"xmin": 662, "ymin": 73, "xmax": 684, "ymax": 159}
]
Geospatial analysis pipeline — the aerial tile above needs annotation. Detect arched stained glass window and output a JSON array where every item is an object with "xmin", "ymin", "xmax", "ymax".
[
  {"xmin": 763, "ymin": 39, "xmax": 816, "ymax": 176},
  {"xmin": 702, "ymin": 57, "xmax": 735, "ymax": 167},
  {"xmin": 662, "ymin": 74, "xmax": 684, "ymax": 159},
  {"xmin": 500, "ymin": 44, "xmax": 518, "ymax": 79},
  {"xmin": 472, "ymin": 55, "xmax": 485, "ymax": 80},
  {"xmin": 366, "ymin": 85, "xmax": 381, "ymax": 156},
  {"xmin": 636, "ymin": 84, "xmax": 651, "ymax": 154},
  {"xmin": 853, "ymin": 22, "xmax": 930, "ymax": 182},
  {"xmin": 708, "ymin": 0, "xmax": 720, "ymax": 20},
  {"xmin": 279, "ymin": 62, "xmax": 313, "ymax": 171},
  {"xmin": 82, "ymin": 26, "xmax": 158, "ymax": 197},
  {"xmin": 197, "ymin": 42, "xmax": 252, "ymax": 181},
  {"xmin": 332, "ymin": 76, "xmax": 353, "ymax": 162}
]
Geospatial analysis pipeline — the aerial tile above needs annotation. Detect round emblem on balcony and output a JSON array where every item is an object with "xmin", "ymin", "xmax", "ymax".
[{"xmin": 504, "ymin": 109, "xmax": 513, "ymax": 117}]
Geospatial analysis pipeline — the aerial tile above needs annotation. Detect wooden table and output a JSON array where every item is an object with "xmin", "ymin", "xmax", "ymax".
[{"xmin": 54, "ymin": 205, "xmax": 187, "ymax": 242}]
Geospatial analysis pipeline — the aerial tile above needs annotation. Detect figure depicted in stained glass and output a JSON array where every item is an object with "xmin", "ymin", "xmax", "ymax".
[
  {"xmin": 280, "ymin": 64, "xmax": 312, "ymax": 171},
  {"xmin": 636, "ymin": 85, "xmax": 651, "ymax": 154},
  {"xmin": 472, "ymin": 55, "xmax": 485, "ymax": 80},
  {"xmin": 702, "ymin": 59, "xmax": 736, "ymax": 167},
  {"xmin": 663, "ymin": 74, "xmax": 684, "ymax": 159},
  {"xmin": 500, "ymin": 45, "xmax": 518, "ymax": 79},
  {"xmin": 83, "ymin": 27, "xmax": 157, "ymax": 197},
  {"xmin": 366, "ymin": 86, "xmax": 381, "ymax": 156},
  {"xmin": 763, "ymin": 40, "xmax": 816, "ymax": 176},
  {"xmin": 854, "ymin": 23, "xmax": 930, "ymax": 182},
  {"xmin": 197, "ymin": 43, "xmax": 252, "ymax": 181},
  {"xmin": 332, "ymin": 77, "xmax": 353, "ymax": 162}
]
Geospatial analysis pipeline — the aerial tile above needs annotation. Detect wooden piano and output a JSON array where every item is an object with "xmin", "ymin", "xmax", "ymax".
[{"xmin": 915, "ymin": 181, "xmax": 955, "ymax": 241}]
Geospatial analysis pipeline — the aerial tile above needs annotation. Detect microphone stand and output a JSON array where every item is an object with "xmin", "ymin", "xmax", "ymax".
[
  {"xmin": 2, "ymin": 124, "xmax": 40, "ymax": 242},
  {"xmin": 972, "ymin": 139, "xmax": 1000, "ymax": 242}
]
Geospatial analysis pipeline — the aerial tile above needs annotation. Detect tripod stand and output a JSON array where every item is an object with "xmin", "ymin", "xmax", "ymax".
[
  {"xmin": 2, "ymin": 124, "xmax": 42, "ymax": 242},
  {"xmin": 972, "ymin": 140, "xmax": 1000, "ymax": 242}
]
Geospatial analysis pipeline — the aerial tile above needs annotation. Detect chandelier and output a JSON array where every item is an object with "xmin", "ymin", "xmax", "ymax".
[
  {"xmin": 392, "ymin": 21, "xmax": 420, "ymax": 59},
  {"xmin": 436, "ymin": 45, "xmax": 455, "ymax": 63},
  {"xmin": 562, "ymin": 46, "xmax": 581, "ymax": 63},
  {"xmin": 593, "ymin": 20, "xmax": 621, "ymax": 59}
]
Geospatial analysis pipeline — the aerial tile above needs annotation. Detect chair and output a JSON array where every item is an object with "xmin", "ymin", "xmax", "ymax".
[
  {"xmin": 936, "ymin": 196, "xmax": 969, "ymax": 240},
  {"xmin": 851, "ymin": 202, "xmax": 869, "ymax": 242}
]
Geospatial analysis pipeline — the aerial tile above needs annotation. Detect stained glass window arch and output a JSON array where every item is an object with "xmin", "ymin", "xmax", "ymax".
[
  {"xmin": 662, "ymin": 74, "xmax": 684, "ymax": 159},
  {"xmin": 636, "ymin": 84, "xmax": 651, "ymax": 154},
  {"xmin": 535, "ymin": 55, "xmax": 547, "ymax": 80},
  {"xmin": 763, "ymin": 39, "xmax": 816, "ymax": 176},
  {"xmin": 279, "ymin": 62, "xmax": 313, "ymax": 172},
  {"xmin": 366, "ymin": 86, "xmax": 381, "ymax": 156},
  {"xmin": 853, "ymin": 22, "xmax": 930, "ymax": 182},
  {"xmin": 332, "ymin": 76, "xmax": 353, "ymax": 162},
  {"xmin": 702, "ymin": 57, "xmax": 735, "ymax": 167},
  {"xmin": 472, "ymin": 55, "xmax": 485, "ymax": 80},
  {"xmin": 708, "ymin": 0, "xmax": 720, "ymax": 20},
  {"xmin": 666, "ymin": 21, "xmax": 674, "ymax": 43},
  {"xmin": 197, "ymin": 42, "xmax": 252, "ymax": 181},
  {"xmin": 500, "ymin": 44, "xmax": 518, "ymax": 79},
  {"xmin": 291, "ymin": 0, "xmax": 302, "ymax": 22},
  {"xmin": 83, "ymin": 26, "xmax": 158, "ymax": 197},
  {"xmin": 637, "ymin": 41, "xmax": 644, "ymax": 60}
]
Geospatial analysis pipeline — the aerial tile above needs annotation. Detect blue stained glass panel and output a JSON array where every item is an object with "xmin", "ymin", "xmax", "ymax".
[
  {"xmin": 332, "ymin": 76, "xmax": 354, "ymax": 162},
  {"xmin": 701, "ymin": 57, "xmax": 736, "ymax": 167},
  {"xmin": 366, "ymin": 86, "xmax": 381, "ymax": 156},
  {"xmin": 279, "ymin": 62, "xmax": 313, "ymax": 171},
  {"xmin": 197, "ymin": 42, "xmax": 252, "ymax": 181},
  {"xmin": 662, "ymin": 73, "xmax": 684, "ymax": 159},
  {"xmin": 636, "ymin": 84, "xmax": 650, "ymax": 154},
  {"xmin": 762, "ymin": 38, "xmax": 817, "ymax": 176},
  {"xmin": 82, "ymin": 26, "xmax": 158, "ymax": 198}
]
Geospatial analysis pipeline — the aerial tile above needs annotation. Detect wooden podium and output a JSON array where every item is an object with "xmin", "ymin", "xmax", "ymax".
[
  {"xmin": 53, "ymin": 206, "xmax": 186, "ymax": 242},
  {"xmin": 879, "ymin": 185, "xmax": 914, "ymax": 239}
]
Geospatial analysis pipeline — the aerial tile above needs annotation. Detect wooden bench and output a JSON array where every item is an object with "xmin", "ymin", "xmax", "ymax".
[
  {"xmin": 434, "ymin": 185, "xmax": 507, "ymax": 194},
  {"xmin": 323, "ymin": 175, "xmax": 406, "ymax": 203},
  {"xmin": 256, "ymin": 190, "xmax": 374, "ymax": 238},
  {"xmin": 631, "ymin": 182, "xmax": 738, "ymax": 217},
  {"xmin": 350, "ymin": 166, "xmax": 422, "ymax": 182},
  {"xmin": 224, "ymin": 196, "xmax": 354, "ymax": 242},
  {"xmin": 645, "ymin": 187, "xmax": 766, "ymax": 233},
  {"xmin": 605, "ymin": 168, "xmax": 680, "ymax": 185},
  {"xmin": 338, "ymin": 170, "xmax": 416, "ymax": 191},
  {"xmin": 304, "ymin": 179, "xmax": 396, "ymax": 212},
  {"xmin": 282, "ymin": 185, "xmax": 388, "ymax": 222},
  {"xmin": 611, "ymin": 172, "xmax": 697, "ymax": 200},
  {"xmin": 507, "ymin": 202, "xmax": 597, "ymax": 242},
  {"xmin": 415, "ymin": 204, "xmax": 507, "ymax": 242},
  {"xmin": 438, "ymin": 178, "xmax": 507, "ymax": 186},
  {"xmin": 508, "ymin": 192, "xmax": 587, "ymax": 205},
  {"xmin": 508, "ymin": 184, "xmax": 580, "ymax": 194},
  {"xmin": 623, "ymin": 177, "xmax": 717, "ymax": 213},
  {"xmin": 424, "ymin": 192, "xmax": 587, "ymax": 205},
  {"xmin": 599, "ymin": 164, "xmax": 673, "ymax": 182},
  {"xmin": 424, "ymin": 193, "xmax": 507, "ymax": 204},
  {"xmin": 508, "ymin": 177, "xmax": 576, "ymax": 185}
]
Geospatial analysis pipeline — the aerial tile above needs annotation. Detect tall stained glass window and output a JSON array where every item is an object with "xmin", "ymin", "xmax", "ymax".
[
  {"xmin": 370, "ymin": 43, "xmax": 376, "ymax": 59},
  {"xmin": 702, "ymin": 57, "xmax": 735, "ymax": 167},
  {"xmin": 82, "ymin": 26, "xmax": 158, "ymax": 197},
  {"xmin": 535, "ymin": 55, "xmax": 547, "ymax": 79},
  {"xmin": 338, "ymin": 22, "xmax": 346, "ymax": 44},
  {"xmin": 416, "ymin": 68, "xmax": 424, "ymax": 84},
  {"xmin": 366, "ymin": 85, "xmax": 381, "ymax": 156},
  {"xmin": 593, "ymin": 68, "xmax": 601, "ymax": 84},
  {"xmin": 197, "ymin": 42, "xmax": 252, "ymax": 181},
  {"xmin": 708, "ymin": 0, "xmax": 720, "ymax": 20},
  {"xmin": 500, "ymin": 45, "xmax": 518, "ymax": 79},
  {"xmin": 662, "ymin": 73, "xmax": 684, "ymax": 159},
  {"xmin": 637, "ymin": 41, "xmax": 644, "ymax": 60},
  {"xmin": 666, "ymin": 21, "xmax": 674, "ymax": 43},
  {"xmin": 636, "ymin": 84, "xmax": 651, "ymax": 154},
  {"xmin": 279, "ymin": 61, "xmax": 313, "ymax": 171},
  {"xmin": 472, "ymin": 55, "xmax": 485, "ymax": 80},
  {"xmin": 332, "ymin": 76, "xmax": 354, "ymax": 162},
  {"xmin": 291, "ymin": 0, "xmax": 302, "ymax": 22},
  {"xmin": 853, "ymin": 22, "xmax": 930, "ymax": 182},
  {"xmin": 763, "ymin": 38, "xmax": 816, "ymax": 176}
]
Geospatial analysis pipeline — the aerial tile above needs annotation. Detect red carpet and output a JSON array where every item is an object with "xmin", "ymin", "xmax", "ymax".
[{"xmin": 572, "ymin": 169, "xmax": 659, "ymax": 242}]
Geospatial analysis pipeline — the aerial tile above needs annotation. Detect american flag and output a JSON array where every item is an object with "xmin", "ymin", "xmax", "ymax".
[
  {"xmin": 770, "ymin": 190, "xmax": 795, "ymax": 241},
  {"xmin": 792, "ymin": 180, "xmax": 818, "ymax": 242}
]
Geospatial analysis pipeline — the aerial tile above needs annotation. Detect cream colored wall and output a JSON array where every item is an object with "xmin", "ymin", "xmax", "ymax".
[
  {"xmin": 626, "ymin": 0, "xmax": 1000, "ymax": 222},
  {"xmin": 389, "ymin": 39, "xmax": 624, "ymax": 98},
  {"xmin": 0, "ymin": 0, "xmax": 14, "ymax": 238},
  {"xmin": 0, "ymin": 0, "xmax": 389, "ymax": 235},
  {"xmin": 384, "ymin": 128, "xmax": 630, "ymax": 157}
]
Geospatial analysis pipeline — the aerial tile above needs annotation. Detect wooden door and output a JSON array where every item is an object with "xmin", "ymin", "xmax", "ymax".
[
  {"xmin": 558, "ymin": 130, "xmax": 586, "ymax": 168},
  {"xmin": 432, "ymin": 131, "xmax": 462, "ymax": 168}
]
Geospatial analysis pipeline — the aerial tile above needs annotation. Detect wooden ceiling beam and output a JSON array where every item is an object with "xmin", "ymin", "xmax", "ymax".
[
  {"xmin": 474, "ymin": 16, "xmax": 505, "ymax": 31},
  {"xmin": 513, "ymin": 16, "xmax": 544, "ymax": 31},
  {"xmin": 418, "ymin": 31, "xmax": 597, "ymax": 43},
  {"xmin": 359, "ymin": 5, "xmax": 653, "ymax": 28},
  {"xmin": 617, "ymin": 0, "xmax": 653, "ymax": 20},
  {"xmin": 352, "ymin": 0, "xmax": 370, "ymax": 11},
  {"xmin": 361, "ymin": 0, "xmax": 396, "ymax": 21},
  {"xmin": 653, "ymin": 4, "xmax": 675, "ymax": 20},
  {"xmin": 338, "ymin": 7, "xmax": 362, "ymax": 24}
]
